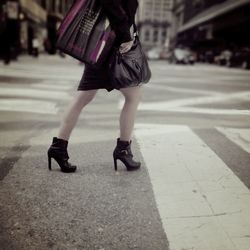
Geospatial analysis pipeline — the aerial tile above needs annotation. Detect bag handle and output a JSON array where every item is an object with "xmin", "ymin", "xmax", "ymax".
[{"xmin": 133, "ymin": 23, "xmax": 139, "ymax": 37}]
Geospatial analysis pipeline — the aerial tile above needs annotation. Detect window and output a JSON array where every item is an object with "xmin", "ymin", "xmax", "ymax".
[
  {"xmin": 153, "ymin": 29, "xmax": 158, "ymax": 42},
  {"xmin": 145, "ymin": 29, "xmax": 150, "ymax": 42}
]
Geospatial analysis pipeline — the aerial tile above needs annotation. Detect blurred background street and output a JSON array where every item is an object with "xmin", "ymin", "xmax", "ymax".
[
  {"xmin": 0, "ymin": 0, "xmax": 250, "ymax": 250},
  {"xmin": 0, "ymin": 54, "xmax": 250, "ymax": 249}
]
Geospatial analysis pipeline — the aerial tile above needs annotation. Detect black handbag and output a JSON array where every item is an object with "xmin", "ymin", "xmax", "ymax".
[{"xmin": 108, "ymin": 31, "xmax": 151, "ymax": 89}]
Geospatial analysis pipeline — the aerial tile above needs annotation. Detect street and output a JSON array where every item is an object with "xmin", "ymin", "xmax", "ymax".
[{"xmin": 0, "ymin": 55, "xmax": 250, "ymax": 250}]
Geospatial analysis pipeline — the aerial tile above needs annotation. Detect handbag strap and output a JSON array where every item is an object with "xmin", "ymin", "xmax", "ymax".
[{"xmin": 133, "ymin": 23, "xmax": 139, "ymax": 37}]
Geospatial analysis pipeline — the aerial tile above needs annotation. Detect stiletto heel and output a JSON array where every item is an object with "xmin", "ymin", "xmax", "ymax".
[
  {"xmin": 113, "ymin": 156, "xmax": 118, "ymax": 171},
  {"xmin": 48, "ymin": 155, "xmax": 52, "ymax": 170},
  {"xmin": 113, "ymin": 138, "xmax": 141, "ymax": 171},
  {"xmin": 47, "ymin": 137, "xmax": 77, "ymax": 173}
]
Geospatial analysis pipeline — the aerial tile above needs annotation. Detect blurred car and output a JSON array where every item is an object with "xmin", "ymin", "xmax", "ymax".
[
  {"xmin": 229, "ymin": 48, "xmax": 250, "ymax": 69},
  {"xmin": 159, "ymin": 48, "xmax": 171, "ymax": 60},
  {"xmin": 146, "ymin": 47, "xmax": 162, "ymax": 60},
  {"xmin": 173, "ymin": 48, "xmax": 196, "ymax": 65},
  {"xmin": 214, "ymin": 50, "xmax": 232, "ymax": 66}
]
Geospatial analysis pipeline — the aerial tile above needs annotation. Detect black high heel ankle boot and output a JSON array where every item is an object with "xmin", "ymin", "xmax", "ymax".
[
  {"xmin": 113, "ymin": 138, "xmax": 141, "ymax": 171},
  {"xmin": 47, "ymin": 137, "xmax": 77, "ymax": 173}
]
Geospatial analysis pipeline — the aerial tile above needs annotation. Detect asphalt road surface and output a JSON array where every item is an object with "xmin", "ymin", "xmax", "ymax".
[{"xmin": 0, "ymin": 55, "xmax": 250, "ymax": 250}]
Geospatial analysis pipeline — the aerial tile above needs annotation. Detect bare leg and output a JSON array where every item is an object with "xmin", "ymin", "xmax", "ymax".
[
  {"xmin": 119, "ymin": 86, "xmax": 143, "ymax": 141},
  {"xmin": 57, "ymin": 90, "xmax": 98, "ymax": 141}
]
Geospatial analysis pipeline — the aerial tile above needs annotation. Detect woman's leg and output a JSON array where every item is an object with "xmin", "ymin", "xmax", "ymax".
[
  {"xmin": 57, "ymin": 89, "xmax": 98, "ymax": 141},
  {"xmin": 112, "ymin": 86, "xmax": 143, "ymax": 171},
  {"xmin": 119, "ymin": 86, "xmax": 143, "ymax": 141}
]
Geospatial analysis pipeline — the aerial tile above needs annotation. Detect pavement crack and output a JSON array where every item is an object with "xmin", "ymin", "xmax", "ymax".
[{"xmin": 165, "ymin": 210, "xmax": 242, "ymax": 219}]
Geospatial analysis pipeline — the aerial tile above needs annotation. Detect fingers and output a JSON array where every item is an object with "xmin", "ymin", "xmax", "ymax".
[
  {"xmin": 119, "ymin": 46, "xmax": 130, "ymax": 54},
  {"xmin": 119, "ymin": 40, "xmax": 134, "ymax": 54}
]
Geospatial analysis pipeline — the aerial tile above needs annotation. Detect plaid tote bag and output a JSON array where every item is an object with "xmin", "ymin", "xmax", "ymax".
[{"xmin": 56, "ymin": 0, "xmax": 116, "ymax": 66}]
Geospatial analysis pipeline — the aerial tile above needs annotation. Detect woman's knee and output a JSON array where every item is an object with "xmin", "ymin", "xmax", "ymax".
[
  {"xmin": 76, "ymin": 90, "xmax": 97, "ymax": 106},
  {"xmin": 120, "ymin": 86, "xmax": 143, "ymax": 103}
]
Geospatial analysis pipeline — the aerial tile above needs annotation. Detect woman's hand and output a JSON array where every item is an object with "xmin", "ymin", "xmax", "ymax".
[{"xmin": 119, "ymin": 37, "xmax": 135, "ymax": 54}]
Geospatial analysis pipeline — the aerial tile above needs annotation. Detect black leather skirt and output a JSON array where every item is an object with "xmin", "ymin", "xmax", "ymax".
[{"xmin": 77, "ymin": 59, "xmax": 114, "ymax": 92}]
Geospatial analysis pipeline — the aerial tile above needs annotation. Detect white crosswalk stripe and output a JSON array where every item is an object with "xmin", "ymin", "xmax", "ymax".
[
  {"xmin": 216, "ymin": 127, "xmax": 250, "ymax": 154},
  {"xmin": 0, "ymin": 99, "xmax": 58, "ymax": 114},
  {"xmin": 0, "ymin": 57, "xmax": 83, "ymax": 115},
  {"xmin": 0, "ymin": 87, "xmax": 70, "ymax": 100},
  {"xmin": 137, "ymin": 91, "xmax": 250, "ymax": 115},
  {"xmin": 0, "ymin": 86, "xmax": 70, "ymax": 114},
  {"xmin": 135, "ymin": 123, "xmax": 250, "ymax": 250}
]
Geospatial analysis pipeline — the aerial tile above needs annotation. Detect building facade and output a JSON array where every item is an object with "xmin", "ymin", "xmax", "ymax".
[
  {"xmin": 40, "ymin": 0, "xmax": 74, "ymax": 54},
  {"xmin": 137, "ymin": 0, "xmax": 173, "ymax": 50},
  {"xmin": 19, "ymin": 0, "xmax": 47, "ymax": 53},
  {"xmin": 172, "ymin": 0, "xmax": 250, "ymax": 53},
  {"xmin": 170, "ymin": 0, "xmax": 184, "ymax": 43},
  {"xmin": 0, "ymin": 0, "xmax": 73, "ymax": 60}
]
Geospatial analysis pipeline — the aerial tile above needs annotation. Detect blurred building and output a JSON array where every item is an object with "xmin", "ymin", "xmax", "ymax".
[
  {"xmin": 172, "ymin": 0, "xmax": 250, "ymax": 53},
  {"xmin": 171, "ymin": 0, "xmax": 184, "ymax": 43},
  {"xmin": 0, "ymin": 2, "xmax": 7, "ymax": 33},
  {"xmin": 0, "ymin": 0, "xmax": 73, "ymax": 60},
  {"xmin": 0, "ymin": 0, "xmax": 47, "ymax": 57},
  {"xmin": 137, "ymin": 0, "xmax": 173, "ymax": 50},
  {"xmin": 19, "ymin": 0, "xmax": 47, "ymax": 54},
  {"xmin": 41, "ymin": 0, "xmax": 74, "ymax": 54}
]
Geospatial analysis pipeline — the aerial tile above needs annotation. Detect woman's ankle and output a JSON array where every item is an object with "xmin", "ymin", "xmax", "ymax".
[
  {"xmin": 57, "ymin": 134, "xmax": 70, "ymax": 141},
  {"xmin": 119, "ymin": 136, "xmax": 131, "ymax": 142}
]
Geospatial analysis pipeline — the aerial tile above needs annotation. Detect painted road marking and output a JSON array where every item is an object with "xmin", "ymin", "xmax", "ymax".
[
  {"xmin": 31, "ymin": 83, "xmax": 72, "ymax": 91},
  {"xmin": 164, "ymin": 107, "xmax": 250, "ymax": 115},
  {"xmin": 0, "ymin": 85, "xmax": 71, "ymax": 114},
  {"xmin": 0, "ymin": 88, "xmax": 70, "ymax": 100},
  {"xmin": 119, "ymin": 90, "xmax": 250, "ymax": 115},
  {"xmin": 0, "ymin": 69, "xmax": 81, "ymax": 81},
  {"xmin": 146, "ymin": 84, "xmax": 220, "ymax": 96},
  {"xmin": 216, "ymin": 127, "xmax": 250, "ymax": 154},
  {"xmin": 135, "ymin": 124, "xmax": 250, "ymax": 250},
  {"xmin": 0, "ymin": 99, "xmax": 57, "ymax": 114},
  {"xmin": 138, "ymin": 91, "xmax": 250, "ymax": 110}
]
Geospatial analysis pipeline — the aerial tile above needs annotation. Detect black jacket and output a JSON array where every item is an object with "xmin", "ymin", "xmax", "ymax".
[{"xmin": 99, "ymin": 0, "xmax": 138, "ymax": 44}]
